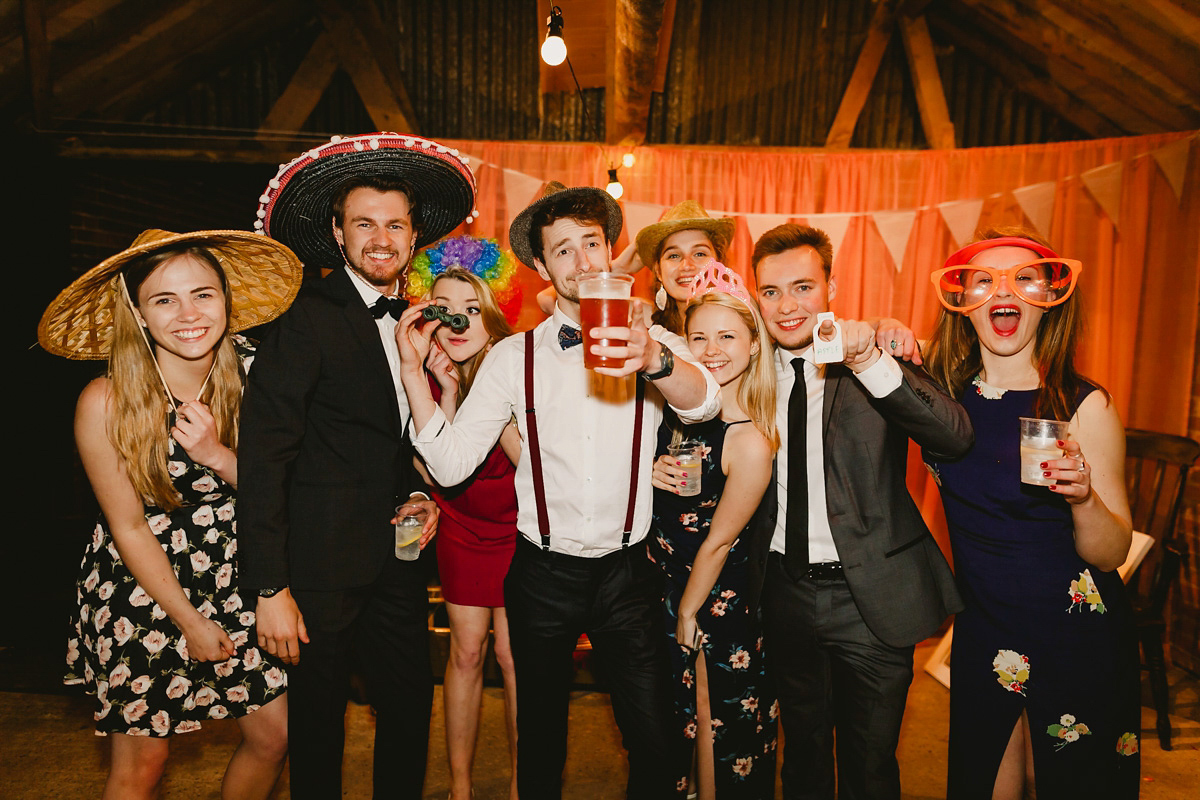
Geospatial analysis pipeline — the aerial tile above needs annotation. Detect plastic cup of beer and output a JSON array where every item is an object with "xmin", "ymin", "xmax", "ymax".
[
  {"xmin": 668, "ymin": 439, "xmax": 703, "ymax": 497},
  {"xmin": 1018, "ymin": 417, "xmax": 1068, "ymax": 486},
  {"xmin": 577, "ymin": 272, "xmax": 634, "ymax": 370},
  {"xmin": 395, "ymin": 508, "xmax": 424, "ymax": 561}
]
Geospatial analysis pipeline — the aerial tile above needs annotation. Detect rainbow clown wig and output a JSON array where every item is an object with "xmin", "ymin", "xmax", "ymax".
[{"xmin": 405, "ymin": 235, "xmax": 522, "ymax": 324}]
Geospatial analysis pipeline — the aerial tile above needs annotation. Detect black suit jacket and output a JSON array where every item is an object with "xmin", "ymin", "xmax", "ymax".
[
  {"xmin": 237, "ymin": 267, "xmax": 419, "ymax": 592},
  {"xmin": 748, "ymin": 358, "xmax": 971, "ymax": 648}
]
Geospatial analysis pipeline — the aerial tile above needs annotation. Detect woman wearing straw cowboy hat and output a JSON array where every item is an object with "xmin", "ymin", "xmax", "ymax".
[
  {"xmin": 636, "ymin": 200, "xmax": 735, "ymax": 334},
  {"xmin": 41, "ymin": 229, "xmax": 302, "ymax": 799},
  {"xmin": 237, "ymin": 132, "xmax": 476, "ymax": 799}
]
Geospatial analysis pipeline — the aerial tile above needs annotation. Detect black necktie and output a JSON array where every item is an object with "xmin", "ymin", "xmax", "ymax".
[
  {"xmin": 785, "ymin": 358, "xmax": 810, "ymax": 577},
  {"xmin": 370, "ymin": 296, "xmax": 408, "ymax": 320},
  {"xmin": 558, "ymin": 324, "xmax": 583, "ymax": 349}
]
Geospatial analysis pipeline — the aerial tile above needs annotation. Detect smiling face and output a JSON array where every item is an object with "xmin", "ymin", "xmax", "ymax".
[
  {"xmin": 134, "ymin": 254, "xmax": 228, "ymax": 365},
  {"xmin": 430, "ymin": 276, "xmax": 492, "ymax": 362},
  {"xmin": 686, "ymin": 301, "xmax": 758, "ymax": 388},
  {"xmin": 963, "ymin": 245, "xmax": 1046, "ymax": 360},
  {"xmin": 533, "ymin": 217, "xmax": 612, "ymax": 307},
  {"xmin": 332, "ymin": 187, "xmax": 416, "ymax": 292},
  {"xmin": 754, "ymin": 245, "xmax": 835, "ymax": 353},
  {"xmin": 655, "ymin": 229, "xmax": 718, "ymax": 304}
]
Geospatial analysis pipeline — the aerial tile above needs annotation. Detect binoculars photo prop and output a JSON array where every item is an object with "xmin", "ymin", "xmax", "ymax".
[{"xmin": 422, "ymin": 305, "xmax": 469, "ymax": 333}]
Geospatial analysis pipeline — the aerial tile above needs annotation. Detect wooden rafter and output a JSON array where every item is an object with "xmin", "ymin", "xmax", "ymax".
[
  {"xmin": 651, "ymin": 0, "xmax": 676, "ymax": 93},
  {"xmin": 319, "ymin": 0, "xmax": 418, "ymax": 134},
  {"xmin": 608, "ymin": 0, "xmax": 669, "ymax": 145},
  {"xmin": 899, "ymin": 14, "xmax": 954, "ymax": 149},
  {"xmin": 1069, "ymin": 0, "xmax": 1200, "ymax": 98},
  {"xmin": 21, "ymin": 0, "xmax": 50, "ymax": 127},
  {"xmin": 257, "ymin": 31, "xmax": 339, "ymax": 137},
  {"xmin": 825, "ymin": 0, "xmax": 898, "ymax": 148}
]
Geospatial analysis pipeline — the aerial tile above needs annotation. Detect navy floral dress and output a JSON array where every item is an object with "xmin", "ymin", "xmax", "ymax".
[
  {"xmin": 925, "ymin": 378, "xmax": 1140, "ymax": 797},
  {"xmin": 65, "ymin": 341, "xmax": 287, "ymax": 736},
  {"xmin": 650, "ymin": 417, "xmax": 777, "ymax": 798}
]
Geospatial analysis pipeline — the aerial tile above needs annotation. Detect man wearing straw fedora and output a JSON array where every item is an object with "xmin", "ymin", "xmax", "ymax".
[
  {"xmin": 238, "ymin": 133, "xmax": 477, "ymax": 798},
  {"xmin": 395, "ymin": 183, "xmax": 721, "ymax": 799}
]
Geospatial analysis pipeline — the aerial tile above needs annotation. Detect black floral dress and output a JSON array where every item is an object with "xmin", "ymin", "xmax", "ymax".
[
  {"xmin": 64, "ymin": 344, "xmax": 287, "ymax": 736},
  {"xmin": 650, "ymin": 417, "xmax": 777, "ymax": 798}
]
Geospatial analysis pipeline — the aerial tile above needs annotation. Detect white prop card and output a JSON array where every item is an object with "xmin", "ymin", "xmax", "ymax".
[{"xmin": 811, "ymin": 312, "xmax": 844, "ymax": 364}]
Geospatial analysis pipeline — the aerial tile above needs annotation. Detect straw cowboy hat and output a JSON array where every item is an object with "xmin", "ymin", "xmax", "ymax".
[
  {"xmin": 38, "ymin": 229, "xmax": 303, "ymax": 360},
  {"xmin": 254, "ymin": 132, "xmax": 478, "ymax": 268},
  {"xmin": 634, "ymin": 200, "xmax": 734, "ymax": 268},
  {"xmin": 508, "ymin": 181, "xmax": 623, "ymax": 269}
]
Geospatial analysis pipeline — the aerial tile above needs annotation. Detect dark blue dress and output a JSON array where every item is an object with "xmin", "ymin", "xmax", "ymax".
[
  {"xmin": 650, "ymin": 417, "xmax": 777, "ymax": 798},
  {"xmin": 925, "ymin": 379, "xmax": 1140, "ymax": 798}
]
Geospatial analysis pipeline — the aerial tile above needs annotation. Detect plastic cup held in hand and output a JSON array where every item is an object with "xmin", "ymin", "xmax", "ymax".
[
  {"xmin": 578, "ymin": 273, "xmax": 634, "ymax": 370},
  {"xmin": 668, "ymin": 439, "xmax": 703, "ymax": 497},
  {"xmin": 1019, "ymin": 417, "xmax": 1068, "ymax": 486},
  {"xmin": 395, "ymin": 509, "xmax": 423, "ymax": 561}
]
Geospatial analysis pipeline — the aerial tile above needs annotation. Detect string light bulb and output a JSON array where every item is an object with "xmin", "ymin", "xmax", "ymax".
[
  {"xmin": 622, "ymin": 152, "xmax": 636, "ymax": 169},
  {"xmin": 605, "ymin": 168, "xmax": 624, "ymax": 200},
  {"xmin": 541, "ymin": 6, "xmax": 567, "ymax": 66}
]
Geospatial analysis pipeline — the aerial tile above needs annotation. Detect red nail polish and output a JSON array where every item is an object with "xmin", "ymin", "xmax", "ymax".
[
  {"xmin": 1056, "ymin": 440, "xmax": 1065, "ymax": 447},
  {"xmin": 1043, "ymin": 471, "xmax": 1051, "ymax": 477},
  {"xmin": 1049, "ymin": 485, "xmax": 1058, "ymax": 491},
  {"xmin": 681, "ymin": 481, "xmax": 687, "ymax": 486},
  {"xmin": 682, "ymin": 472, "xmax": 688, "ymax": 477},
  {"xmin": 1040, "ymin": 462, "xmax": 1048, "ymax": 469}
]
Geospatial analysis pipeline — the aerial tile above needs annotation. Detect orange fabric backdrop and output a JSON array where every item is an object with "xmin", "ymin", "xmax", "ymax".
[{"xmin": 436, "ymin": 133, "xmax": 1200, "ymax": 552}]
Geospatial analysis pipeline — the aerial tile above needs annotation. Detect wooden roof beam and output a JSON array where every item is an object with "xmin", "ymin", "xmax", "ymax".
[
  {"xmin": 608, "ymin": 0, "xmax": 669, "ymax": 145},
  {"xmin": 1138, "ymin": 0, "xmax": 1200, "ymax": 49},
  {"xmin": 319, "ymin": 0, "xmax": 418, "ymax": 134},
  {"xmin": 825, "ymin": 0, "xmax": 898, "ymax": 148},
  {"xmin": 257, "ymin": 31, "xmax": 338, "ymax": 137},
  {"xmin": 899, "ymin": 14, "xmax": 955, "ymax": 149},
  {"xmin": 1070, "ymin": 0, "xmax": 1200, "ymax": 98},
  {"xmin": 21, "ymin": 0, "xmax": 51, "ymax": 128}
]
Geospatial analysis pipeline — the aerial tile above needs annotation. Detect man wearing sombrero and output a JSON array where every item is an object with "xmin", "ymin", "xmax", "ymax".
[
  {"xmin": 395, "ymin": 183, "xmax": 721, "ymax": 798},
  {"xmin": 237, "ymin": 133, "xmax": 476, "ymax": 798}
]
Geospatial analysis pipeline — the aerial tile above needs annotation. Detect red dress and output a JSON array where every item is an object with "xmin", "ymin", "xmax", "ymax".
[{"xmin": 428, "ymin": 381, "xmax": 519, "ymax": 607}]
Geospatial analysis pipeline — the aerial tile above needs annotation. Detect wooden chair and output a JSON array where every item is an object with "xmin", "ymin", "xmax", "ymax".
[{"xmin": 1124, "ymin": 428, "xmax": 1200, "ymax": 750}]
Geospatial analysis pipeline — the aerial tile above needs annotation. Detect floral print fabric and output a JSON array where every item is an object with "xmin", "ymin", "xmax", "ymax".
[{"xmin": 651, "ymin": 417, "xmax": 776, "ymax": 797}]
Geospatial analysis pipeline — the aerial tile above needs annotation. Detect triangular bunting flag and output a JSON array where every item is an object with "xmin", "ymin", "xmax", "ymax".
[
  {"xmin": 502, "ymin": 168, "xmax": 545, "ymax": 218},
  {"xmin": 622, "ymin": 202, "xmax": 667, "ymax": 243},
  {"xmin": 937, "ymin": 198, "xmax": 985, "ymax": 248},
  {"xmin": 870, "ymin": 210, "xmax": 917, "ymax": 272},
  {"xmin": 743, "ymin": 213, "xmax": 792, "ymax": 245},
  {"xmin": 1151, "ymin": 137, "xmax": 1192, "ymax": 203},
  {"xmin": 1011, "ymin": 181, "xmax": 1056, "ymax": 237},
  {"xmin": 1080, "ymin": 162, "xmax": 1123, "ymax": 229},
  {"xmin": 807, "ymin": 213, "xmax": 853, "ymax": 260}
]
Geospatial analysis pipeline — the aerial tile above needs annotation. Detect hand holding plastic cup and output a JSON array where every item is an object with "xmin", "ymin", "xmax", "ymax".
[
  {"xmin": 1019, "ymin": 417, "xmax": 1069, "ymax": 486},
  {"xmin": 395, "ymin": 507, "xmax": 425, "ymax": 561},
  {"xmin": 668, "ymin": 439, "xmax": 703, "ymax": 497},
  {"xmin": 578, "ymin": 272, "xmax": 634, "ymax": 370}
]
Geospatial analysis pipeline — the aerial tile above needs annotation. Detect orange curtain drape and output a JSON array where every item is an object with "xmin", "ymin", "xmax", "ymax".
[{"xmin": 434, "ymin": 133, "xmax": 1200, "ymax": 554}]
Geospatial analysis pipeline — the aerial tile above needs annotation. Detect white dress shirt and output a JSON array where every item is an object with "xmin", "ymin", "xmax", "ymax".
[
  {"xmin": 413, "ymin": 304, "xmax": 721, "ymax": 556},
  {"xmin": 344, "ymin": 266, "xmax": 412, "ymax": 430},
  {"xmin": 769, "ymin": 346, "xmax": 904, "ymax": 561}
]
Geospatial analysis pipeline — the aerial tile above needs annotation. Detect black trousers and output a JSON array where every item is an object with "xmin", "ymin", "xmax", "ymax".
[
  {"xmin": 762, "ymin": 554, "xmax": 914, "ymax": 800},
  {"xmin": 504, "ymin": 536, "xmax": 678, "ymax": 800},
  {"xmin": 286, "ymin": 555, "xmax": 432, "ymax": 800}
]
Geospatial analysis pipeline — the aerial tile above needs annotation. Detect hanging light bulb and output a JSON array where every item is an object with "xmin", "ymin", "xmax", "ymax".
[
  {"xmin": 621, "ymin": 152, "xmax": 636, "ymax": 169},
  {"xmin": 541, "ymin": 6, "xmax": 567, "ymax": 66},
  {"xmin": 605, "ymin": 167, "xmax": 624, "ymax": 200}
]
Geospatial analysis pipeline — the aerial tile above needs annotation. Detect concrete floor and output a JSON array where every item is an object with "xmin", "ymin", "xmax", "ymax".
[{"xmin": 2, "ymin": 640, "xmax": 1197, "ymax": 799}]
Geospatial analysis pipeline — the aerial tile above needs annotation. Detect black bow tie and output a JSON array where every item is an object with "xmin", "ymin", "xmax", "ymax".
[
  {"xmin": 370, "ymin": 296, "xmax": 409, "ymax": 320},
  {"xmin": 558, "ymin": 324, "xmax": 583, "ymax": 349}
]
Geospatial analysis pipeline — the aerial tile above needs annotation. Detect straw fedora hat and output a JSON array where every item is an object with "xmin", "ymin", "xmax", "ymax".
[
  {"xmin": 255, "ymin": 132, "xmax": 477, "ymax": 269},
  {"xmin": 508, "ymin": 181, "xmax": 623, "ymax": 269},
  {"xmin": 38, "ymin": 229, "xmax": 304, "ymax": 361},
  {"xmin": 635, "ymin": 200, "xmax": 734, "ymax": 268}
]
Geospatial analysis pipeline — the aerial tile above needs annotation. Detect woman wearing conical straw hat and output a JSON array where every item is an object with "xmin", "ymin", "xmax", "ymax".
[{"xmin": 41, "ymin": 229, "xmax": 302, "ymax": 799}]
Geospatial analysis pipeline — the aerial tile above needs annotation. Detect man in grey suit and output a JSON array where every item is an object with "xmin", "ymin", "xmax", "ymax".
[{"xmin": 746, "ymin": 224, "xmax": 971, "ymax": 800}]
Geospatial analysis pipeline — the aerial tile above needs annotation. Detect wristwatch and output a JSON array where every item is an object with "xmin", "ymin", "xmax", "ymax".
[
  {"xmin": 640, "ymin": 344, "xmax": 675, "ymax": 381},
  {"xmin": 258, "ymin": 586, "xmax": 287, "ymax": 598}
]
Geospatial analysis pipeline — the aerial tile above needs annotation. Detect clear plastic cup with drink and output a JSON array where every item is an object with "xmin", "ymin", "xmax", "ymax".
[
  {"xmin": 668, "ymin": 439, "xmax": 703, "ymax": 497},
  {"xmin": 395, "ymin": 508, "xmax": 424, "ymax": 561},
  {"xmin": 1018, "ymin": 417, "xmax": 1069, "ymax": 486},
  {"xmin": 577, "ymin": 272, "xmax": 634, "ymax": 370}
]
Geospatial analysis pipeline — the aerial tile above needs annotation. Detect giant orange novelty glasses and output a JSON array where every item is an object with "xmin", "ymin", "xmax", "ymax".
[{"xmin": 931, "ymin": 237, "xmax": 1082, "ymax": 313}]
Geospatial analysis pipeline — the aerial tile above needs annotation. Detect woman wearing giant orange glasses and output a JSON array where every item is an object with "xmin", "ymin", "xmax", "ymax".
[{"xmin": 923, "ymin": 228, "xmax": 1138, "ymax": 799}]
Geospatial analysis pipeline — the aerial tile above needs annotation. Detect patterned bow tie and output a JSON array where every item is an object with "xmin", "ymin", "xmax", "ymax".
[
  {"xmin": 558, "ymin": 324, "xmax": 583, "ymax": 349},
  {"xmin": 370, "ymin": 296, "xmax": 409, "ymax": 320}
]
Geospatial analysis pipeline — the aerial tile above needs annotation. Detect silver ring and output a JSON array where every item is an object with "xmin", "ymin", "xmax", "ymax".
[{"xmin": 889, "ymin": 340, "xmax": 898, "ymax": 350}]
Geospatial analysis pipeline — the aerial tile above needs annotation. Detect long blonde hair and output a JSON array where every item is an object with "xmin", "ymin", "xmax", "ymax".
[
  {"xmin": 681, "ymin": 292, "xmax": 779, "ymax": 450},
  {"xmin": 430, "ymin": 268, "xmax": 513, "ymax": 401},
  {"xmin": 107, "ymin": 247, "xmax": 243, "ymax": 510}
]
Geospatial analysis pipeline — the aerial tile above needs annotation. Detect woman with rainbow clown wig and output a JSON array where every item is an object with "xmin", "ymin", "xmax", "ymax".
[
  {"xmin": 650, "ymin": 262, "xmax": 778, "ymax": 799},
  {"xmin": 404, "ymin": 235, "xmax": 522, "ymax": 800},
  {"xmin": 923, "ymin": 228, "xmax": 1139, "ymax": 799}
]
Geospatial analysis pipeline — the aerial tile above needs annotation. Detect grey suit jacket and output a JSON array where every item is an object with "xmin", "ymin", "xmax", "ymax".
[{"xmin": 748, "ymin": 358, "xmax": 971, "ymax": 648}]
